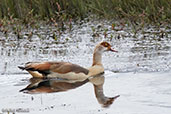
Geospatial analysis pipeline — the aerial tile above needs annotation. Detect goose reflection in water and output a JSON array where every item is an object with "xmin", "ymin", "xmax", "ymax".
[
  {"xmin": 89, "ymin": 75, "xmax": 120, "ymax": 107},
  {"xmin": 20, "ymin": 78, "xmax": 89, "ymax": 93},
  {"xmin": 20, "ymin": 75, "xmax": 120, "ymax": 108}
]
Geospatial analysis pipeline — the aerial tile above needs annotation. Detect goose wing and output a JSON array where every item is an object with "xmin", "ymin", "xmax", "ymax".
[{"xmin": 18, "ymin": 62, "xmax": 89, "ymax": 79}]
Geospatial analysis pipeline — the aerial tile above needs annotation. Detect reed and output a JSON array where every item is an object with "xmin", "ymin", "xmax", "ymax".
[{"xmin": 0, "ymin": 0, "xmax": 170, "ymax": 23}]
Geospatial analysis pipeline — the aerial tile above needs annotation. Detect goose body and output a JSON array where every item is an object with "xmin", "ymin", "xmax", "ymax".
[
  {"xmin": 19, "ymin": 62, "xmax": 89, "ymax": 80},
  {"xmin": 18, "ymin": 42, "xmax": 117, "ymax": 80}
]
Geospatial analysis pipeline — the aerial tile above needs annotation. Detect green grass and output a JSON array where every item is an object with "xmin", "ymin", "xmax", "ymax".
[{"xmin": 0, "ymin": 0, "xmax": 170, "ymax": 24}]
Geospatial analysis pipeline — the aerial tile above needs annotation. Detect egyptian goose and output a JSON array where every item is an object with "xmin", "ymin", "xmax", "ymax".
[{"xmin": 18, "ymin": 42, "xmax": 117, "ymax": 80}]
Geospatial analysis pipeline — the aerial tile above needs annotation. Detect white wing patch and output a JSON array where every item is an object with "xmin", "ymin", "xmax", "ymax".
[{"xmin": 47, "ymin": 72, "xmax": 89, "ymax": 81}]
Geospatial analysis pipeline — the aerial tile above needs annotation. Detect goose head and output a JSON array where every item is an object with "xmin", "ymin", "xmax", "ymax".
[
  {"xmin": 92, "ymin": 41, "xmax": 117, "ymax": 66},
  {"xmin": 94, "ymin": 42, "xmax": 118, "ymax": 54}
]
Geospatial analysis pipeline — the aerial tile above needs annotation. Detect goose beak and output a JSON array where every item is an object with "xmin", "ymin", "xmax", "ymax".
[{"xmin": 109, "ymin": 48, "xmax": 118, "ymax": 52}]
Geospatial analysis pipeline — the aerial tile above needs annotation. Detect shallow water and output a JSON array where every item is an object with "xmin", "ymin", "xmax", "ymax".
[
  {"xmin": 0, "ymin": 72, "xmax": 171, "ymax": 114},
  {"xmin": 0, "ymin": 20, "xmax": 171, "ymax": 114}
]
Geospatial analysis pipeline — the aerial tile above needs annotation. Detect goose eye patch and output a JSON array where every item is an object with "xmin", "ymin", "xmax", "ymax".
[{"xmin": 101, "ymin": 42, "xmax": 110, "ymax": 47}]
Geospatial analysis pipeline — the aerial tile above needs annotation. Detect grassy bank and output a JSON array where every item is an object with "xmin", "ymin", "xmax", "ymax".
[{"xmin": 0, "ymin": 0, "xmax": 170, "ymax": 24}]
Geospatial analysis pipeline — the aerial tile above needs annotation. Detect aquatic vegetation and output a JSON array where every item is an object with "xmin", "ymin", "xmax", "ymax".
[
  {"xmin": 0, "ymin": 0, "xmax": 170, "ymax": 41},
  {"xmin": 0, "ymin": 0, "xmax": 170, "ymax": 24}
]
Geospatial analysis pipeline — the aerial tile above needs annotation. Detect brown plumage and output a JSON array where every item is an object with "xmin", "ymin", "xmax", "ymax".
[{"xmin": 19, "ymin": 62, "xmax": 88, "ymax": 75}]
